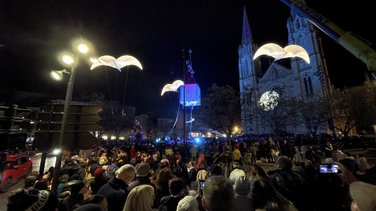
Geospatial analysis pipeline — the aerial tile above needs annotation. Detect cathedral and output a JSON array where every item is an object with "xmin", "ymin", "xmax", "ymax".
[{"xmin": 238, "ymin": 7, "xmax": 332, "ymax": 135}]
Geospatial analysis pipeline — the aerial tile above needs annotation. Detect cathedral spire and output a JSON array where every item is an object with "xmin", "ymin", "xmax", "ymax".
[{"xmin": 242, "ymin": 6, "xmax": 252, "ymax": 43}]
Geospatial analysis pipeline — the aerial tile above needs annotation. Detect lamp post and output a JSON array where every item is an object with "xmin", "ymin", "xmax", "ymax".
[{"xmin": 51, "ymin": 43, "xmax": 89, "ymax": 192}]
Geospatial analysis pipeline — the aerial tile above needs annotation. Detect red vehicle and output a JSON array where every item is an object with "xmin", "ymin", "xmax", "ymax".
[{"xmin": 0, "ymin": 153, "xmax": 32, "ymax": 192}]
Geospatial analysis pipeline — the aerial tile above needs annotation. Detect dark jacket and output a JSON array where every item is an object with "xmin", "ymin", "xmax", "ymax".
[
  {"xmin": 97, "ymin": 177, "xmax": 129, "ymax": 211},
  {"xmin": 158, "ymin": 195, "xmax": 183, "ymax": 211}
]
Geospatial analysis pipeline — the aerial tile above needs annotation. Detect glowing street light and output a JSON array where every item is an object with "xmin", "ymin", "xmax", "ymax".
[
  {"xmin": 50, "ymin": 69, "xmax": 69, "ymax": 81},
  {"xmin": 50, "ymin": 41, "xmax": 90, "ymax": 192}
]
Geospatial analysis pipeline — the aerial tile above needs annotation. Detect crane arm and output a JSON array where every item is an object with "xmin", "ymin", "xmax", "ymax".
[{"xmin": 280, "ymin": 0, "xmax": 376, "ymax": 72}]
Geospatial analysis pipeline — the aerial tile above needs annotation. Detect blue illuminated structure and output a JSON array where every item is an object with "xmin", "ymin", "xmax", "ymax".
[{"xmin": 179, "ymin": 84, "xmax": 201, "ymax": 107}]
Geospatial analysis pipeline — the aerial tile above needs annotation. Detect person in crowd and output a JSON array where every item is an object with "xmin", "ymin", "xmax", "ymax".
[
  {"xmin": 232, "ymin": 145, "xmax": 242, "ymax": 166},
  {"xmin": 324, "ymin": 141, "xmax": 334, "ymax": 159},
  {"xmin": 233, "ymin": 176, "xmax": 252, "ymax": 211},
  {"xmin": 57, "ymin": 174, "xmax": 70, "ymax": 196},
  {"xmin": 339, "ymin": 160, "xmax": 376, "ymax": 211},
  {"xmin": 355, "ymin": 156, "xmax": 376, "ymax": 185},
  {"xmin": 78, "ymin": 194, "xmax": 108, "ymax": 211},
  {"xmin": 250, "ymin": 178, "xmax": 298, "ymax": 211},
  {"xmin": 97, "ymin": 164, "xmax": 136, "ymax": 211},
  {"xmin": 177, "ymin": 195, "xmax": 200, "ymax": 211},
  {"xmin": 128, "ymin": 162, "xmax": 152, "ymax": 191},
  {"xmin": 159, "ymin": 177, "xmax": 188, "ymax": 211},
  {"xmin": 187, "ymin": 161, "xmax": 198, "ymax": 188},
  {"xmin": 267, "ymin": 156, "xmax": 308, "ymax": 211},
  {"xmin": 153, "ymin": 167, "xmax": 174, "ymax": 208},
  {"xmin": 58, "ymin": 179, "xmax": 88, "ymax": 211},
  {"xmin": 73, "ymin": 204, "xmax": 103, "ymax": 211},
  {"xmin": 229, "ymin": 168, "xmax": 245, "ymax": 185},
  {"xmin": 201, "ymin": 175, "xmax": 234, "ymax": 211},
  {"xmin": 90, "ymin": 168, "xmax": 108, "ymax": 194},
  {"xmin": 123, "ymin": 184, "xmax": 155, "ymax": 211},
  {"xmin": 7, "ymin": 181, "xmax": 58, "ymax": 211},
  {"xmin": 207, "ymin": 164, "xmax": 222, "ymax": 177}
]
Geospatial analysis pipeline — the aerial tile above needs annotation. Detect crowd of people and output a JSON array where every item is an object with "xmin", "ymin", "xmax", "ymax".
[{"xmin": 6, "ymin": 136, "xmax": 376, "ymax": 211}]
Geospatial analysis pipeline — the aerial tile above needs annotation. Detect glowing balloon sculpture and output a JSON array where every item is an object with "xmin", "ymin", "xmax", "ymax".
[
  {"xmin": 259, "ymin": 91, "xmax": 280, "ymax": 111},
  {"xmin": 253, "ymin": 43, "xmax": 310, "ymax": 64},
  {"xmin": 90, "ymin": 55, "xmax": 143, "ymax": 71},
  {"xmin": 161, "ymin": 80, "xmax": 185, "ymax": 96}
]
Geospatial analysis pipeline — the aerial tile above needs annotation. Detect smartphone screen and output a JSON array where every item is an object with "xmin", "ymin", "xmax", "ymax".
[
  {"xmin": 199, "ymin": 180, "xmax": 205, "ymax": 189},
  {"xmin": 320, "ymin": 164, "xmax": 338, "ymax": 173}
]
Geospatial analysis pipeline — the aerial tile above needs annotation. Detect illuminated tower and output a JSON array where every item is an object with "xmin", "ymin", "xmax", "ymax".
[
  {"xmin": 287, "ymin": 11, "xmax": 332, "ymax": 99},
  {"xmin": 238, "ymin": 7, "xmax": 261, "ymax": 134}
]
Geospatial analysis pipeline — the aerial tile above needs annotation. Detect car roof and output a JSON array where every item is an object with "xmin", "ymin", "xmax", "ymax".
[{"xmin": 5, "ymin": 153, "xmax": 28, "ymax": 161}]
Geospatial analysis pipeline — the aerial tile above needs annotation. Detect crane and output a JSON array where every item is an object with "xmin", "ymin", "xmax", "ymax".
[{"xmin": 280, "ymin": 0, "xmax": 376, "ymax": 72}]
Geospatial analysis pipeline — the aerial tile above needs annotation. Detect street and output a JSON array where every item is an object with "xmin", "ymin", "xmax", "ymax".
[{"xmin": 0, "ymin": 153, "xmax": 57, "ymax": 210}]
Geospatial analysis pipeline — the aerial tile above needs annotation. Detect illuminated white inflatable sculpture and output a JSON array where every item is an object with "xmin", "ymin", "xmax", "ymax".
[
  {"xmin": 90, "ymin": 55, "xmax": 143, "ymax": 71},
  {"xmin": 161, "ymin": 80, "xmax": 185, "ymax": 96},
  {"xmin": 253, "ymin": 43, "xmax": 310, "ymax": 64}
]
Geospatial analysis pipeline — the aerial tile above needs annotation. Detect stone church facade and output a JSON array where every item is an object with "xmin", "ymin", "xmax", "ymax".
[{"xmin": 239, "ymin": 7, "xmax": 332, "ymax": 135}]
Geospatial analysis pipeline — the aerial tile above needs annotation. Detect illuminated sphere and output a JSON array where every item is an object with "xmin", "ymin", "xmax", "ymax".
[{"xmin": 259, "ymin": 91, "xmax": 279, "ymax": 111}]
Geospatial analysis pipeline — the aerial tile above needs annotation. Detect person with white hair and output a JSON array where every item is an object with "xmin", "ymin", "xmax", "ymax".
[
  {"xmin": 97, "ymin": 164, "xmax": 136, "ymax": 211},
  {"xmin": 123, "ymin": 184, "xmax": 155, "ymax": 211},
  {"xmin": 177, "ymin": 195, "xmax": 199, "ymax": 211},
  {"xmin": 229, "ymin": 168, "xmax": 245, "ymax": 185}
]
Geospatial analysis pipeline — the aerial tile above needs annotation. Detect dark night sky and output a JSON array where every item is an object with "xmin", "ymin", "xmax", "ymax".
[{"xmin": 0, "ymin": 0, "xmax": 375, "ymax": 117}]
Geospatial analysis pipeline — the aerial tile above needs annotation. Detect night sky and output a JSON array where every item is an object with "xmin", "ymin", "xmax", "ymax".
[{"xmin": 0, "ymin": 0, "xmax": 375, "ymax": 117}]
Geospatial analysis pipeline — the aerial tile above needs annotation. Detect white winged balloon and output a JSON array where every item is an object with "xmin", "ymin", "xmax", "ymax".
[
  {"xmin": 253, "ymin": 43, "xmax": 310, "ymax": 64},
  {"xmin": 90, "ymin": 55, "xmax": 143, "ymax": 71},
  {"xmin": 161, "ymin": 80, "xmax": 185, "ymax": 96}
]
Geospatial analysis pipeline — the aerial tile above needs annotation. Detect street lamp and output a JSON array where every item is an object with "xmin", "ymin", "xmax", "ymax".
[{"xmin": 50, "ymin": 42, "xmax": 90, "ymax": 192}]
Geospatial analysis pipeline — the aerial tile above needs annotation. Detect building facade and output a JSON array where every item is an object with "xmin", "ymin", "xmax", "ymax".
[{"xmin": 239, "ymin": 7, "xmax": 332, "ymax": 135}]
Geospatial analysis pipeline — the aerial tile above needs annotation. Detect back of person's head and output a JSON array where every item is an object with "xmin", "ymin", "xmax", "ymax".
[
  {"xmin": 123, "ymin": 184, "xmax": 154, "ymax": 211},
  {"xmin": 234, "ymin": 176, "xmax": 250, "ymax": 196},
  {"xmin": 177, "ymin": 195, "xmax": 199, "ymax": 211},
  {"xmin": 7, "ymin": 188, "xmax": 58, "ymax": 211},
  {"xmin": 116, "ymin": 164, "xmax": 136, "ymax": 183},
  {"xmin": 24, "ymin": 175, "xmax": 37, "ymax": 188},
  {"xmin": 67, "ymin": 180, "xmax": 86, "ymax": 193},
  {"xmin": 277, "ymin": 156, "xmax": 293, "ymax": 170},
  {"xmin": 229, "ymin": 168, "xmax": 245, "ymax": 185},
  {"xmin": 156, "ymin": 167, "xmax": 173, "ymax": 186},
  {"xmin": 208, "ymin": 164, "xmax": 222, "ymax": 176},
  {"xmin": 202, "ymin": 175, "xmax": 234, "ymax": 211},
  {"xmin": 356, "ymin": 157, "xmax": 369, "ymax": 173},
  {"xmin": 349, "ymin": 181, "xmax": 376, "ymax": 211},
  {"xmin": 83, "ymin": 194, "xmax": 108, "ymax": 211},
  {"xmin": 169, "ymin": 177, "xmax": 186, "ymax": 196},
  {"xmin": 250, "ymin": 178, "xmax": 291, "ymax": 210}
]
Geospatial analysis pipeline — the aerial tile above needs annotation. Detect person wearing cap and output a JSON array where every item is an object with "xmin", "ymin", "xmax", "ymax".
[
  {"xmin": 128, "ymin": 162, "xmax": 152, "ymax": 191},
  {"xmin": 97, "ymin": 164, "xmax": 136, "ymax": 211}
]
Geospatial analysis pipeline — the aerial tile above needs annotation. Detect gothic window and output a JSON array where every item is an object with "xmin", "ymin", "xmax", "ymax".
[
  {"xmin": 295, "ymin": 19, "xmax": 300, "ymax": 28},
  {"xmin": 272, "ymin": 85, "xmax": 284, "ymax": 97},
  {"xmin": 243, "ymin": 61, "xmax": 249, "ymax": 78},
  {"xmin": 272, "ymin": 69, "xmax": 278, "ymax": 80},
  {"xmin": 303, "ymin": 75, "xmax": 314, "ymax": 98}
]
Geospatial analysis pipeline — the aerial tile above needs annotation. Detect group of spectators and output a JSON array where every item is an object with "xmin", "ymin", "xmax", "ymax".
[{"xmin": 6, "ymin": 137, "xmax": 376, "ymax": 211}]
